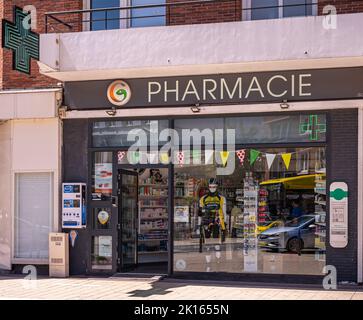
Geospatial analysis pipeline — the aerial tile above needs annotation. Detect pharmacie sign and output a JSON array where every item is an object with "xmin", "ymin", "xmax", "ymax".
[{"xmin": 64, "ymin": 67, "xmax": 363, "ymax": 110}]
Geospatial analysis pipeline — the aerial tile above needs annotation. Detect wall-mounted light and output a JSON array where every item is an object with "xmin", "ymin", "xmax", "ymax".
[
  {"xmin": 191, "ymin": 104, "xmax": 201, "ymax": 113},
  {"xmin": 280, "ymin": 100, "xmax": 290, "ymax": 109},
  {"xmin": 106, "ymin": 107, "xmax": 117, "ymax": 116}
]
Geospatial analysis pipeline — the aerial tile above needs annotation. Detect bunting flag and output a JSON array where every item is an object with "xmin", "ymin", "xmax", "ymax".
[
  {"xmin": 177, "ymin": 151, "xmax": 185, "ymax": 165},
  {"xmin": 220, "ymin": 151, "xmax": 230, "ymax": 167},
  {"xmin": 117, "ymin": 151, "xmax": 126, "ymax": 163},
  {"xmin": 160, "ymin": 152, "xmax": 169, "ymax": 164},
  {"xmin": 265, "ymin": 153, "xmax": 276, "ymax": 170},
  {"xmin": 250, "ymin": 149, "xmax": 260, "ymax": 165},
  {"xmin": 281, "ymin": 153, "xmax": 292, "ymax": 170},
  {"xmin": 147, "ymin": 152, "xmax": 158, "ymax": 164},
  {"xmin": 192, "ymin": 150, "xmax": 202, "ymax": 164},
  {"xmin": 205, "ymin": 150, "xmax": 214, "ymax": 165},
  {"xmin": 129, "ymin": 151, "xmax": 140, "ymax": 164},
  {"xmin": 236, "ymin": 149, "xmax": 246, "ymax": 165}
]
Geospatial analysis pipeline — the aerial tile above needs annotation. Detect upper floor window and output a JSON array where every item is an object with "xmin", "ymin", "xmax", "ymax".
[
  {"xmin": 243, "ymin": 0, "xmax": 318, "ymax": 21},
  {"xmin": 91, "ymin": 0, "xmax": 166, "ymax": 31},
  {"xmin": 131, "ymin": 0, "xmax": 166, "ymax": 28},
  {"xmin": 91, "ymin": 0, "xmax": 121, "ymax": 30}
]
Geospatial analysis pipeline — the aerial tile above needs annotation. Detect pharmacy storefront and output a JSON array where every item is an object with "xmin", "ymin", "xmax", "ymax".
[{"xmin": 61, "ymin": 67, "xmax": 362, "ymax": 283}]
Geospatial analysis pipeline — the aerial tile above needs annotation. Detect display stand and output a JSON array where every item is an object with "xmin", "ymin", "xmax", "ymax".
[
  {"xmin": 138, "ymin": 178, "xmax": 168, "ymax": 263},
  {"xmin": 314, "ymin": 173, "xmax": 326, "ymax": 254},
  {"xmin": 243, "ymin": 172, "xmax": 259, "ymax": 272}
]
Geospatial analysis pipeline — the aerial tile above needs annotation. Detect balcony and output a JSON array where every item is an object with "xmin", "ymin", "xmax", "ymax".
[{"xmin": 38, "ymin": 1, "xmax": 363, "ymax": 82}]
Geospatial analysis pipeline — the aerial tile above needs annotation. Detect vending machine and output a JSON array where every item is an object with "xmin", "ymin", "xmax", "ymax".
[{"xmin": 62, "ymin": 183, "xmax": 87, "ymax": 229}]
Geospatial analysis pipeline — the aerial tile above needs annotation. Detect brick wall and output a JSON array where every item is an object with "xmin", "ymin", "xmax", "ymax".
[
  {"xmin": 319, "ymin": 0, "xmax": 363, "ymax": 14},
  {"xmin": 167, "ymin": 0, "xmax": 241, "ymax": 26},
  {"xmin": 0, "ymin": 0, "xmax": 82, "ymax": 90},
  {"xmin": 327, "ymin": 109, "xmax": 358, "ymax": 283}
]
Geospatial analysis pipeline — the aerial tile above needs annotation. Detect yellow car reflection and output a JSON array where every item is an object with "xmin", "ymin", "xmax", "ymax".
[{"xmin": 257, "ymin": 221, "xmax": 284, "ymax": 234}]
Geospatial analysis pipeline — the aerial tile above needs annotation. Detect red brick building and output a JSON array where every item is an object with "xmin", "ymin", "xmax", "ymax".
[{"xmin": 1, "ymin": 1, "xmax": 363, "ymax": 90}]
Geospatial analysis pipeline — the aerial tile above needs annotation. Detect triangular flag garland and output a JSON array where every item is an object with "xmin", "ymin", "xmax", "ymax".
[
  {"xmin": 220, "ymin": 151, "xmax": 230, "ymax": 167},
  {"xmin": 281, "ymin": 153, "xmax": 292, "ymax": 170},
  {"xmin": 121, "ymin": 148, "xmax": 306, "ymax": 169},
  {"xmin": 236, "ymin": 149, "xmax": 246, "ymax": 165},
  {"xmin": 128, "ymin": 151, "xmax": 140, "ymax": 164},
  {"xmin": 250, "ymin": 149, "xmax": 260, "ymax": 166},
  {"xmin": 205, "ymin": 150, "xmax": 214, "ymax": 165},
  {"xmin": 117, "ymin": 151, "xmax": 126, "ymax": 163},
  {"xmin": 192, "ymin": 150, "xmax": 202, "ymax": 164},
  {"xmin": 160, "ymin": 152, "xmax": 170, "ymax": 164},
  {"xmin": 177, "ymin": 151, "xmax": 184, "ymax": 165},
  {"xmin": 265, "ymin": 153, "xmax": 277, "ymax": 170}
]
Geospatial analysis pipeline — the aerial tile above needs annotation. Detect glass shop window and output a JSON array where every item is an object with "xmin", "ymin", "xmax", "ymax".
[
  {"xmin": 92, "ymin": 120, "xmax": 169, "ymax": 148},
  {"xmin": 92, "ymin": 152, "xmax": 113, "ymax": 201},
  {"xmin": 173, "ymin": 147, "xmax": 326, "ymax": 276},
  {"xmin": 225, "ymin": 114, "xmax": 326, "ymax": 144}
]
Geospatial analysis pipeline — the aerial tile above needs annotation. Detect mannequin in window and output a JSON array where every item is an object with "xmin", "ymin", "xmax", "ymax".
[{"xmin": 199, "ymin": 178, "xmax": 227, "ymax": 244}]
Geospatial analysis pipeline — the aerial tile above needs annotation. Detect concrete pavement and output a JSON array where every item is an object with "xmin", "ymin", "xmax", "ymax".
[{"xmin": 0, "ymin": 275, "xmax": 362, "ymax": 300}]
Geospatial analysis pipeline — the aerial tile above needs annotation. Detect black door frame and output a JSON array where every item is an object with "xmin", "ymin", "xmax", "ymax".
[
  {"xmin": 117, "ymin": 163, "xmax": 171, "ymax": 275},
  {"xmin": 118, "ymin": 169, "xmax": 139, "ymax": 272}
]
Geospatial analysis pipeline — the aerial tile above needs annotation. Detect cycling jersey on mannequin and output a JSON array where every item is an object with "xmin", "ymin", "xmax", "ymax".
[
  {"xmin": 199, "ymin": 178, "xmax": 227, "ymax": 242},
  {"xmin": 199, "ymin": 194, "xmax": 227, "ymax": 231}
]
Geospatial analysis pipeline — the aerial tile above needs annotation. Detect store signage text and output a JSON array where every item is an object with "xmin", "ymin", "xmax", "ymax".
[
  {"xmin": 63, "ymin": 67, "xmax": 363, "ymax": 110},
  {"xmin": 147, "ymin": 74, "xmax": 312, "ymax": 104}
]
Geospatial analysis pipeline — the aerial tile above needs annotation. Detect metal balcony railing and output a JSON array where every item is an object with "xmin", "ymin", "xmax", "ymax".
[{"xmin": 45, "ymin": 0, "xmax": 320, "ymax": 34}]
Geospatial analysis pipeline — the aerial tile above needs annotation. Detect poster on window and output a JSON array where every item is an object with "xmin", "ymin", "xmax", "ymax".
[
  {"xmin": 174, "ymin": 206, "xmax": 189, "ymax": 223},
  {"xmin": 95, "ymin": 163, "xmax": 112, "ymax": 194},
  {"xmin": 98, "ymin": 236, "xmax": 112, "ymax": 258}
]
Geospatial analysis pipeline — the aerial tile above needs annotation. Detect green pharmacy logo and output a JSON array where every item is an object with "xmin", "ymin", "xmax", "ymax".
[
  {"xmin": 330, "ymin": 188, "xmax": 348, "ymax": 201},
  {"xmin": 299, "ymin": 115, "xmax": 326, "ymax": 141},
  {"xmin": 2, "ymin": 6, "xmax": 39, "ymax": 74},
  {"xmin": 107, "ymin": 80, "xmax": 132, "ymax": 106},
  {"xmin": 116, "ymin": 88, "xmax": 127, "ymax": 102}
]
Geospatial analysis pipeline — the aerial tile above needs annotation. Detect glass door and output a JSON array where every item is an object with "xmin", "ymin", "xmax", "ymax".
[{"xmin": 119, "ymin": 169, "xmax": 139, "ymax": 271}]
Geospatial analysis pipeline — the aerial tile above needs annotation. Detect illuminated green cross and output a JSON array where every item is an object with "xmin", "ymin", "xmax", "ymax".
[
  {"xmin": 2, "ymin": 6, "xmax": 39, "ymax": 74},
  {"xmin": 299, "ymin": 115, "xmax": 326, "ymax": 141}
]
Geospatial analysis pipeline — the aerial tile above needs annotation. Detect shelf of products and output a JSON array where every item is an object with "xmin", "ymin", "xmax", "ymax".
[
  {"xmin": 314, "ymin": 174, "xmax": 327, "ymax": 250},
  {"xmin": 258, "ymin": 188, "xmax": 269, "ymax": 224},
  {"xmin": 138, "ymin": 172, "xmax": 168, "ymax": 260}
]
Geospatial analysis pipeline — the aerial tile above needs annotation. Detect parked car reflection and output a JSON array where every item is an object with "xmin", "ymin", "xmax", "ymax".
[{"xmin": 258, "ymin": 215, "xmax": 317, "ymax": 253}]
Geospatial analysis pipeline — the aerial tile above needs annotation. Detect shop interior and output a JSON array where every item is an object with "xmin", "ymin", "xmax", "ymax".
[{"xmin": 173, "ymin": 147, "xmax": 326, "ymax": 275}]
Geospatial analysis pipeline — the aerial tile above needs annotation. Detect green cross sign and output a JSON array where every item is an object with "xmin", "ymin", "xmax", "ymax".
[
  {"xmin": 299, "ymin": 115, "xmax": 327, "ymax": 141},
  {"xmin": 2, "ymin": 6, "xmax": 39, "ymax": 74}
]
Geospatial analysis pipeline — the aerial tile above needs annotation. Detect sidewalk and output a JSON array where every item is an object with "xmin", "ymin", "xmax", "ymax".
[{"xmin": 0, "ymin": 276, "xmax": 363, "ymax": 300}]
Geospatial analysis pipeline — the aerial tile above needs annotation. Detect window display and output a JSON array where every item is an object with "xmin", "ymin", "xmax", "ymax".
[{"xmin": 174, "ymin": 147, "xmax": 326, "ymax": 275}]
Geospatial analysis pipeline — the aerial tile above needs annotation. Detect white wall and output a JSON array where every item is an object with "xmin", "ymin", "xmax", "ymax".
[
  {"xmin": 11, "ymin": 118, "xmax": 61, "ymax": 265},
  {"xmin": 0, "ymin": 122, "xmax": 12, "ymax": 270},
  {"xmin": 0, "ymin": 90, "xmax": 62, "ymax": 268},
  {"xmin": 39, "ymin": 13, "xmax": 363, "ymax": 81}
]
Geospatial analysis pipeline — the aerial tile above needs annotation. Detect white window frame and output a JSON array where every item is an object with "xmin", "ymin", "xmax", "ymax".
[
  {"xmin": 242, "ymin": 0, "xmax": 318, "ymax": 21},
  {"xmin": 12, "ymin": 171, "xmax": 57, "ymax": 265}
]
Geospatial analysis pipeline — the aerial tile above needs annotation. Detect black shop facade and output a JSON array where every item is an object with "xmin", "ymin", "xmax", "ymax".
[{"xmin": 61, "ymin": 67, "xmax": 362, "ymax": 284}]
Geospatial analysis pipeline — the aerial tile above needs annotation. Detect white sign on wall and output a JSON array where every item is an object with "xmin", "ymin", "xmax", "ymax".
[{"xmin": 329, "ymin": 182, "xmax": 348, "ymax": 248}]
